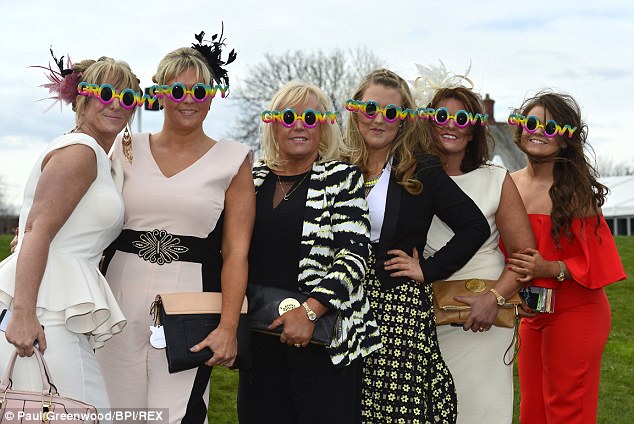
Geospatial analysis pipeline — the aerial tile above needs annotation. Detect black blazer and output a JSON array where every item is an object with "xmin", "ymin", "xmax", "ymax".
[{"xmin": 375, "ymin": 153, "xmax": 490, "ymax": 289}]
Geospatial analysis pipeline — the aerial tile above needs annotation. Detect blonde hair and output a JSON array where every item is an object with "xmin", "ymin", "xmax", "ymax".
[
  {"xmin": 261, "ymin": 80, "xmax": 345, "ymax": 170},
  {"xmin": 73, "ymin": 57, "xmax": 140, "ymax": 125},
  {"xmin": 152, "ymin": 47, "xmax": 213, "ymax": 85},
  {"xmin": 343, "ymin": 68, "xmax": 430, "ymax": 195}
]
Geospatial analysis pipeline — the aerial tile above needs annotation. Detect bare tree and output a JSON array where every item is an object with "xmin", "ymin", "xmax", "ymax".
[
  {"xmin": 0, "ymin": 176, "xmax": 10, "ymax": 215},
  {"xmin": 597, "ymin": 155, "xmax": 634, "ymax": 177},
  {"xmin": 232, "ymin": 47, "xmax": 384, "ymax": 150}
]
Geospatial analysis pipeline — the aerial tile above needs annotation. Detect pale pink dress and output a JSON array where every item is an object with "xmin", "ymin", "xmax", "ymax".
[{"xmin": 96, "ymin": 133, "xmax": 250, "ymax": 423}]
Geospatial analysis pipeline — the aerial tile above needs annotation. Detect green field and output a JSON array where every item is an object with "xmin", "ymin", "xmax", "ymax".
[{"xmin": 1, "ymin": 235, "xmax": 632, "ymax": 423}]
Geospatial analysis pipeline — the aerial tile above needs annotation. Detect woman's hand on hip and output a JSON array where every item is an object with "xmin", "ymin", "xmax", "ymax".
[
  {"xmin": 384, "ymin": 247, "xmax": 424, "ymax": 283},
  {"xmin": 269, "ymin": 307, "xmax": 314, "ymax": 348}
]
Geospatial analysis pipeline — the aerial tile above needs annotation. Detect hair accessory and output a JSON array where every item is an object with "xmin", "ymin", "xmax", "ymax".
[
  {"xmin": 411, "ymin": 60, "xmax": 473, "ymax": 107},
  {"xmin": 191, "ymin": 23, "xmax": 237, "ymax": 87},
  {"xmin": 30, "ymin": 47, "xmax": 83, "ymax": 111}
]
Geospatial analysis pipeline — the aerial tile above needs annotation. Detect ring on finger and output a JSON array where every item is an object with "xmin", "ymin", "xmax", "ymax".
[{"xmin": 294, "ymin": 343, "xmax": 302, "ymax": 348}]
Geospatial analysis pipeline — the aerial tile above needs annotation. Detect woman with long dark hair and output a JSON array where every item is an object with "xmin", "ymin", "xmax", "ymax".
[{"xmin": 507, "ymin": 91, "xmax": 626, "ymax": 423}]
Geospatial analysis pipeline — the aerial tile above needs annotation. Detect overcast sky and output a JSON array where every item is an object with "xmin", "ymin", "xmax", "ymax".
[{"xmin": 1, "ymin": 0, "xmax": 632, "ymax": 210}]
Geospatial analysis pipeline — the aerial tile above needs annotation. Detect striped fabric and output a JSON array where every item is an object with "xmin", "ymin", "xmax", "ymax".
[{"xmin": 253, "ymin": 160, "xmax": 382, "ymax": 367}]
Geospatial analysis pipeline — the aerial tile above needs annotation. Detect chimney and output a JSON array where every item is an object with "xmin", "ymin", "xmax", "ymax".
[{"xmin": 483, "ymin": 93, "xmax": 495, "ymax": 125}]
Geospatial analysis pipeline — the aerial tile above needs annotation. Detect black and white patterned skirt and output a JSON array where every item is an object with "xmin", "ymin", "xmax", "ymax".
[{"xmin": 360, "ymin": 250, "xmax": 457, "ymax": 424}]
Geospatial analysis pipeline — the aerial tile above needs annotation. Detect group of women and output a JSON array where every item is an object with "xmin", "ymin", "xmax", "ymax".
[{"xmin": 0, "ymin": 28, "xmax": 626, "ymax": 424}]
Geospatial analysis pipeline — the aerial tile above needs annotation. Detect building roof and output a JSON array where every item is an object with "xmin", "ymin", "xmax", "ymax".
[{"xmin": 601, "ymin": 175, "xmax": 634, "ymax": 218}]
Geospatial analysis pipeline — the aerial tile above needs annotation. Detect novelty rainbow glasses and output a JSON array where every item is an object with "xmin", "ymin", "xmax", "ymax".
[
  {"xmin": 150, "ymin": 82, "xmax": 230, "ymax": 103},
  {"xmin": 345, "ymin": 100, "xmax": 488, "ymax": 127},
  {"xmin": 261, "ymin": 109, "xmax": 337, "ymax": 129},
  {"xmin": 77, "ymin": 82, "xmax": 143, "ymax": 110},
  {"xmin": 508, "ymin": 113, "xmax": 577, "ymax": 138},
  {"xmin": 345, "ymin": 100, "xmax": 406, "ymax": 122},
  {"xmin": 78, "ymin": 82, "xmax": 160, "ymax": 109},
  {"xmin": 432, "ymin": 108, "xmax": 488, "ymax": 128}
]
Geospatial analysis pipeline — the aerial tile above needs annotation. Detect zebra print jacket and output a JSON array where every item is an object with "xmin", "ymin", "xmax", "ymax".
[{"xmin": 253, "ymin": 159, "xmax": 382, "ymax": 367}]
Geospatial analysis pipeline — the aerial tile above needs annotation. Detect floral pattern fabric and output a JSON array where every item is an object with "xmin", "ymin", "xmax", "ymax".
[{"xmin": 361, "ymin": 250, "xmax": 457, "ymax": 423}]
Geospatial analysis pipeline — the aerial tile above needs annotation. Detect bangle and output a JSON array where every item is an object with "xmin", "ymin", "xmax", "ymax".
[{"xmin": 555, "ymin": 260, "xmax": 565, "ymax": 282}]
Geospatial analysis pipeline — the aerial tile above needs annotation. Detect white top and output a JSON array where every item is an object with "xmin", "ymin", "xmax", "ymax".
[
  {"xmin": 0, "ymin": 133, "xmax": 126, "ymax": 348},
  {"xmin": 367, "ymin": 162, "xmax": 392, "ymax": 243},
  {"xmin": 424, "ymin": 163, "xmax": 507, "ymax": 280}
]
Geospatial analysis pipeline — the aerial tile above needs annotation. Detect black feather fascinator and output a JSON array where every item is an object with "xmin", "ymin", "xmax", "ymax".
[{"xmin": 192, "ymin": 22, "xmax": 237, "ymax": 87}]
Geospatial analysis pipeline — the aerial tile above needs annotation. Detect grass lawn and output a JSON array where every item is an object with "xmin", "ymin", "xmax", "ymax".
[{"xmin": 1, "ymin": 234, "xmax": 632, "ymax": 423}]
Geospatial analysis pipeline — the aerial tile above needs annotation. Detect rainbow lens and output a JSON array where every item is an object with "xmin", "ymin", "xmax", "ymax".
[
  {"xmin": 544, "ymin": 120, "xmax": 558, "ymax": 137},
  {"xmin": 384, "ymin": 105, "xmax": 398, "ymax": 122},
  {"xmin": 364, "ymin": 101, "xmax": 379, "ymax": 117},
  {"xmin": 525, "ymin": 116, "xmax": 539, "ymax": 132},
  {"xmin": 99, "ymin": 85, "xmax": 115, "ymax": 103},
  {"xmin": 455, "ymin": 110, "xmax": 469, "ymax": 127},
  {"xmin": 282, "ymin": 109, "xmax": 296, "ymax": 127},
  {"xmin": 169, "ymin": 83, "xmax": 186, "ymax": 101},
  {"xmin": 303, "ymin": 110, "xmax": 317, "ymax": 127},
  {"xmin": 435, "ymin": 108, "xmax": 449, "ymax": 125},
  {"xmin": 192, "ymin": 83, "xmax": 208, "ymax": 102}
]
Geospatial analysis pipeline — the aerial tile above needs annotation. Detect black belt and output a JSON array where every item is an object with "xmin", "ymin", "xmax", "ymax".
[
  {"xmin": 101, "ymin": 223, "xmax": 224, "ymax": 292},
  {"xmin": 107, "ymin": 229, "xmax": 212, "ymax": 264}
]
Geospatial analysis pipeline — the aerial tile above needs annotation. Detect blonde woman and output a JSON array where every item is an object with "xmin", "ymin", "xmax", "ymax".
[
  {"xmin": 238, "ymin": 81, "xmax": 381, "ymax": 424},
  {"xmin": 344, "ymin": 69, "xmax": 489, "ymax": 423}
]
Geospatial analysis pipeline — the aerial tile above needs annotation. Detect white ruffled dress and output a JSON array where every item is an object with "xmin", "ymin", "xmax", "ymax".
[{"xmin": 0, "ymin": 133, "xmax": 126, "ymax": 349}]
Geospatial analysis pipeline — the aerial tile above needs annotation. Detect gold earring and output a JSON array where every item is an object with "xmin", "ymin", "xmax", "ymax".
[{"xmin": 122, "ymin": 125, "xmax": 133, "ymax": 163}]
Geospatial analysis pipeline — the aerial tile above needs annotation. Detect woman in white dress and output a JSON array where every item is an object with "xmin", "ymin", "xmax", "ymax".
[
  {"xmin": 418, "ymin": 81, "xmax": 535, "ymax": 422},
  {"xmin": 0, "ymin": 53, "xmax": 139, "ymax": 410}
]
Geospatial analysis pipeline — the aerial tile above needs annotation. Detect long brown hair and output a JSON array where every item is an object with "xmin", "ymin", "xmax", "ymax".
[
  {"xmin": 429, "ymin": 86, "xmax": 489, "ymax": 173},
  {"xmin": 343, "ymin": 69, "xmax": 431, "ymax": 195},
  {"xmin": 513, "ymin": 90, "xmax": 608, "ymax": 247}
]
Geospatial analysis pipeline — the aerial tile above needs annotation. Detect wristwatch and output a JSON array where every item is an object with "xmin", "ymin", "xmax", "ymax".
[
  {"xmin": 556, "ymin": 260, "xmax": 565, "ymax": 282},
  {"xmin": 302, "ymin": 302, "xmax": 318, "ymax": 322},
  {"xmin": 489, "ymin": 288, "xmax": 506, "ymax": 306}
]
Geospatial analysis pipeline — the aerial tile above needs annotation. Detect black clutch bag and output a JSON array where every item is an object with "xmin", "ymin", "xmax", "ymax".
[
  {"xmin": 247, "ymin": 283, "xmax": 340, "ymax": 345},
  {"xmin": 151, "ymin": 292, "xmax": 249, "ymax": 373}
]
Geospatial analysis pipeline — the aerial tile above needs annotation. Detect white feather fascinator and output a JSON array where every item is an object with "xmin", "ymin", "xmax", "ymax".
[{"xmin": 411, "ymin": 60, "xmax": 474, "ymax": 107}]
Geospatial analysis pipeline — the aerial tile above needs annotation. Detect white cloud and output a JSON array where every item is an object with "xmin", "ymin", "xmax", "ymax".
[{"xmin": 1, "ymin": 0, "xmax": 633, "ymax": 210}]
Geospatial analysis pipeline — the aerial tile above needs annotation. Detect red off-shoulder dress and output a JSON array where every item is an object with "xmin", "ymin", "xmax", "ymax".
[{"xmin": 518, "ymin": 214, "xmax": 626, "ymax": 424}]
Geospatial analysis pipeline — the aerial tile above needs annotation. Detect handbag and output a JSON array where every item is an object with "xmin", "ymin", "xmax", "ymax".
[
  {"xmin": 151, "ymin": 292, "xmax": 249, "ymax": 374},
  {"xmin": 247, "ymin": 283, "xmax": 340, "ymax": 346},
  {"xmin": 432, "ymin": 278, "xmax": 522, "ymax": 328},
  {"xmin": 0, "ymin": 349, "xmax": 97, "ymax": 423}
]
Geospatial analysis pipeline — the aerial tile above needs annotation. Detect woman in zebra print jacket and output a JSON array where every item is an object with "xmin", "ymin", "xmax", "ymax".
[{"xmin": 238, "ymin": 81, "xmax": 382, "ymax": 424}]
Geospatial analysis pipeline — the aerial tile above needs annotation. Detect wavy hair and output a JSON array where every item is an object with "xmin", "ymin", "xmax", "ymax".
[
  {"xmin": 429, "ymin": 86, "xmax": 489, "ymax": 173},
  {"xmin": 513, "ymin": 90, "xmax": 608, "ymax": 247},
  {"xmin": 260, "ymin": 80, "xmax": 345, "ymax": 170},
  {"xmin": 343, "ymin": 68, "xmax": 430, "ymax": 195}
]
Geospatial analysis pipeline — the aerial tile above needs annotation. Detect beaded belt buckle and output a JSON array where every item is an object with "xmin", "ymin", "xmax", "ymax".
[{"xmin": 132, "ymin": 229, "xmax": 189, "ymax": 265}]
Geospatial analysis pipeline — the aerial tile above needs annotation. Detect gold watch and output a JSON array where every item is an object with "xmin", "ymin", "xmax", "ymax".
[
  {"xmin": 302, "ymin": 302, "xmax": 318, "ymax": 322},
  {"xmin": 489, "ymin": 288, "xmax": 505, "ymax": 306}
]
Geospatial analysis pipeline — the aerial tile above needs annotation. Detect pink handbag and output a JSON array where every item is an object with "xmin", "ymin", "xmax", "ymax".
[{"xmin": 0, "ymin": 349, "xmax": 98, "ymax": 423}]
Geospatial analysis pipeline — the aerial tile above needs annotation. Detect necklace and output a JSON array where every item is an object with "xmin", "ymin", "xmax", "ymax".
[{"xmin": 277, "ymin": 171, "xmax": 310, "ymax": 201}]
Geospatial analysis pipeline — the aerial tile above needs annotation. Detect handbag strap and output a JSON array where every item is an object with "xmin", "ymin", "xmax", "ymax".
[
  {"xmin": 503, "ymin": 306, "xmax": 522, "ymax": 366},
  {"xmin": 0, "ymin": 349, "xmax": 57, "ymax": 395}
]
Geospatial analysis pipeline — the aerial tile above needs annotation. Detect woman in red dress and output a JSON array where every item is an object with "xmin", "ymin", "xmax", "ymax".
[{"xmin": 507, "ymin": 91, "xmax": 626, "ymax": 423}]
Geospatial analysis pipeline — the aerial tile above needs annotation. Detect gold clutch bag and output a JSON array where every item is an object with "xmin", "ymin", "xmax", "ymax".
[{"xmin": 432, "ymin": 278, "xmax": 522, "ymax": 328}]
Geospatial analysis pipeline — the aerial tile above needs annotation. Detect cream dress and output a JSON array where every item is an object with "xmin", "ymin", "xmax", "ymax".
[
  {"xmin": 0, "ymin": 133, "xmax": 126, "ymax": 412},
  {"xmin": 424, "ymin": 164, "xmax": 514, "ymax": 424}
]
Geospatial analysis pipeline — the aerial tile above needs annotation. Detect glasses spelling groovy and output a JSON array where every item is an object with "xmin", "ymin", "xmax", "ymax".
[
  {"xmin": 508, "ymin": 113, "xmax": 577, "ymax": 138},
  {"xmin": 345, "ymin": 99, "xmax": 488, "ymax": 127},
  {"xmin": 77, "ymin": 82, "xmax": 230, "ymax": 109},
  {"xmin": 261, "ymin": 108, "xmax": 337, "ymax": 129}
]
